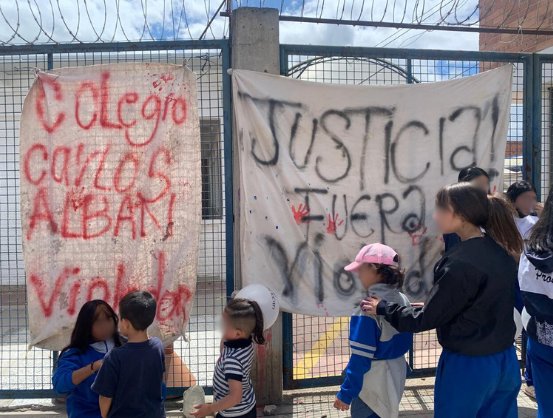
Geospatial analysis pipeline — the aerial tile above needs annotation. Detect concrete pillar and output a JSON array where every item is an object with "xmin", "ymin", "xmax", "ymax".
[{"xmin": 231, "ymin": 7, "xmax": 283, "ymax": 406}]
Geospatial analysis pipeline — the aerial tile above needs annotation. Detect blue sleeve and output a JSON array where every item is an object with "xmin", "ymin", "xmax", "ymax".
[
  {"xmin": 52, "ymin": 349, "xmax": 83, "ymax": 394},
  {"xmin": 91, "ymin": 351, "xmax": 118, "ymax": 398},
  {"xmin": 337, "ymin": 315, "xmax": 380, "ymax": 405}
]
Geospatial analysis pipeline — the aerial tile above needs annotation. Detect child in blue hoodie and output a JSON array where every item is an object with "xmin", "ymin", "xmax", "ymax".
[
  {"xmin": 334, "ymin": 243, "xmax": 413, "ymax": 418},
  {"xmin": 53, "ymin": 300, "xmax": 122, "ymax": 418}
]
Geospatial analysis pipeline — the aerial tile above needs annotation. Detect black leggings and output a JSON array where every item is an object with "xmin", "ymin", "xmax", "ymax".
[{"xmin": 216, "ymin": 406, "xmax": 257, "ymax": 418}]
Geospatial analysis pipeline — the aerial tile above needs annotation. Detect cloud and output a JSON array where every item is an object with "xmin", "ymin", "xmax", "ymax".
[
  {"xmin": 278, "ymin": 0, "xmax": 479, "ymax": 50},
  {"xmin": 1, "ymin": 0, "xmax": 478, "ymax": 50},
  {"xmin": 0, "ymin": 0, "xmax": 228, "ymax": 44}
]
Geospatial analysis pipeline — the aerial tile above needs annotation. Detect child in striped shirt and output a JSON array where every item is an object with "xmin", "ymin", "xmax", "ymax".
[{"xmin": 192, "ymin": 299, "xmax": 265, "ymax": 418}]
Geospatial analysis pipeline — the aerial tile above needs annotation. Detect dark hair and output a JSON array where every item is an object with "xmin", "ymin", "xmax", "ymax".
[
  {"xmin": 436, "ymin": 183, "xmax": 521, "ymax": 255},
  {"xmin": 458, "ymin": 166, "xmax": 489, "ymax": 183},
  {"xmin": 119, "ymin": 291, "xmax": 157, "ymax": 331},
  {"xmin": 528, "ymin": 186, "xmax": 553, "ymax": 252},
  {"xmin": 486, "ymin": 194, "xmax": 523, "ymax": 260},
  {"xmin": 373, "ymin": 263, "xmax": 404, "ymax": 288},
  {"xmin": 436, "ymin": 183, "xmax": 489, "ymax": 227},
  {"xmin": 60, "ymin": 300, "xmax": 121, "ymax": 356},
  {"xmin": 225, "ymin": 298, "xmax": 265, "ymax": 345},
  {"xmin": 506, "ymin": 181, "xmax": 536, "ymax": 203}
]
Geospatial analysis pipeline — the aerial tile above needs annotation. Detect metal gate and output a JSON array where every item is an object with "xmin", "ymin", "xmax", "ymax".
[
  {"xmin": 280, "ymin": 44, "xmax": 553, "ymax": 389},
  {"xmin": 0, "ymin": 39, "xmax": 232, "ymax": 398},
  {"xmin": 3, "ymin": 39, "xmax": 553, "ymax": 398}
]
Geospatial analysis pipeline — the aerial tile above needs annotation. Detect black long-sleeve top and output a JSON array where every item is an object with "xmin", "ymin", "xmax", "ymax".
[{"xmin": 377, "ymin": 236, "xmax": 517, "ymax": 356}]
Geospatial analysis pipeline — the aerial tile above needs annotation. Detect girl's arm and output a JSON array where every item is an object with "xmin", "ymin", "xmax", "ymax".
[
  {"xmin": 363, "ymin": 260, "xmax": 480, "ymax": 333},
  {"xmin": 71, "ymin": 360, "xmax": 103, "ymax": 386},
  {"xmin": 99, "ymin": 395, "xmax": 112, "ymax": 418},
  {"xmin": 52, "ymin": 350, "xmax": 102, "ymax": 393},
  {"xmin": 192, "ymin": 379, "xmax": 242, "ymax": 418}
]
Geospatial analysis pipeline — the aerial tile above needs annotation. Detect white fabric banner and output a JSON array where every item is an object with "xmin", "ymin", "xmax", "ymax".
[
  {"xmin": 20, "ymin": 63, "xmax": 201, "ymax": 349},
  {"xmin": 232, "ymin": 66, "xmax": 512, "ymax": 316}
]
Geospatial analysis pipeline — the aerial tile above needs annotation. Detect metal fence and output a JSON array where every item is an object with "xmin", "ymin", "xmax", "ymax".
[
  {"xmin": 0, "ymin": 39, "xmax": 232, "ymax": 398},
  {"xmin": 279, "ymin": 44, "xmax": 553, "ymax": 389},
  {"xmin": 2, "ymin": 39, "xmax": 553, "ymax": 398}
]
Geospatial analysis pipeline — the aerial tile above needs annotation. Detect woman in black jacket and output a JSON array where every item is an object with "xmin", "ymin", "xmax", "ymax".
[{"xmin": 363, "ymin": 183, "xmax": 521, "ymax": 418}]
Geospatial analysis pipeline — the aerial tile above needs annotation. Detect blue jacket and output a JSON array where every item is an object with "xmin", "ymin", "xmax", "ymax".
[
  {"xmin": 52, "ymin": 345, "xmax": 108, "ymax": 418},
  {"xmin": 338, "ymin": 284, "xmax": 413, "ymax": 409}
]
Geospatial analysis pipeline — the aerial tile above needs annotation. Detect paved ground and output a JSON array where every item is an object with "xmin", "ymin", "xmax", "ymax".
[{"xmin": 0, "ymin": 378, "xmax": 538, "ymax": 417}]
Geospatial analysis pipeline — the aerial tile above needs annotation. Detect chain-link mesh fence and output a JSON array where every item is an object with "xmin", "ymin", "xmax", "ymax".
[
  {"xmin": 0, "ymin": 41, "xmax": 231, "ymax": 397},
  {"xmin": 281, "ymin": 47, "xmax": 528, "ymax": 387}
]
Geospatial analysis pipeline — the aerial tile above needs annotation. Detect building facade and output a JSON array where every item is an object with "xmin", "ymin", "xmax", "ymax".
[{"xmin": 480, "ymin": 0, "xmax": 553, "ymax": 53}]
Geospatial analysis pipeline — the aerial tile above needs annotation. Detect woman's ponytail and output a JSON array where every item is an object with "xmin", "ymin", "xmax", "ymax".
[
  {"xmin": 486, "ymin": 194, "xmax": 523, "ymax": 261},
  {"xmin": 225, "ymin": 298, "xmax": 266, "ymax": 345}
]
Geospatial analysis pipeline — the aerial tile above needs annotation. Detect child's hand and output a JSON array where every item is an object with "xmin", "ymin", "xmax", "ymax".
[
  {"xmin": 333, "ymin": 397, "xmax": 350, "ymax": 411},
  {"xmin": 191, "ymin": 404, "xmax": 213, "ymax": 418},
  {"xmin": 92, "ymin": 360, "xmax": 103, "ymax": 372},
  {"xmin": 361, "ymin": 296, "xmax": 381, "ymax": 315}
]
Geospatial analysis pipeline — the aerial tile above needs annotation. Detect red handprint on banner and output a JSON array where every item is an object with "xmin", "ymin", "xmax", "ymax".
[
  {"xmin": 326, "ymin": 213, "xmax": 344, "ymax": 234},
  {"xmin": 291, "ymin": 203, "xmax": 310, "ymax": 225},
  {"xmin": 409, "ymin": 226, "xmax": 428, "ymax": 246}
]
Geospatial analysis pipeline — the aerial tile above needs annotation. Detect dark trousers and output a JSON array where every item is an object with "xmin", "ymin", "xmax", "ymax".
[
  {"xmin": 216, "ymin": 405, "xmax": 256, "ymax": 418},
  {"xmin": 527, "ymin": 338, "xmax": 553, "ymax": 418},
  {"xmin": 351, "ymin": 398, "xmax": 379, "ymax": 418}
]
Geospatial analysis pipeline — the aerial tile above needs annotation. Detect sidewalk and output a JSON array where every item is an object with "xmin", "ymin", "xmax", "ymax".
[{"xmin": 0, "ymin": 378, "xmax": 538, "ymax": 417}]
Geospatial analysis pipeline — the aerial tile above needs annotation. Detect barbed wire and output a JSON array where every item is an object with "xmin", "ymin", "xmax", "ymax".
[{"xmin": 1, "ymin": 0, "xmax": 552, "ymax": 46}]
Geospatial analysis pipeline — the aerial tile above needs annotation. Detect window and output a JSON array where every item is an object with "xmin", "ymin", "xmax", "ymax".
[{"xmin": 201, "ymin": 119, "xmax": 223, "ymax": 220}]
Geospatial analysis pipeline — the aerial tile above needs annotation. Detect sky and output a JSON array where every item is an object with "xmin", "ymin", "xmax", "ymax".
[{"xmin": 0, "ymin": 0, "xmax": 479, "ymax": 50}]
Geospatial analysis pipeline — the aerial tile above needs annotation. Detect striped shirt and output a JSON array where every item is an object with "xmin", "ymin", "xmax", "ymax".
[{"xmin": 213, "ymin": 338, "xmax": 255, "ymax": 417}]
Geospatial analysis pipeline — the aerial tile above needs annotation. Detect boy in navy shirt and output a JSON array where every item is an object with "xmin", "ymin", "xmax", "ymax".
[{"xmin": 92, "ymin": 291, "xmax": 165, "ymax": 418}]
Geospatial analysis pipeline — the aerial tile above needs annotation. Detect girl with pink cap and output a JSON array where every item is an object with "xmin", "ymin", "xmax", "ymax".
[{"xmin": 333, "ymin": 243, "xmax": 413, "ymax": 418}]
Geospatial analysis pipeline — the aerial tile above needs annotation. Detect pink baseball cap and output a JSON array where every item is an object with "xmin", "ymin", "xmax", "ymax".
[{"xmin": 344, "ymin": 243, "xmax": 399, "ymax": 272}]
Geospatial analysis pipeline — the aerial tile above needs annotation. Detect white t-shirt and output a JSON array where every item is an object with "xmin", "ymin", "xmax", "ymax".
[{"xmin": 514, "ymin": 215, "xmax": 538, "ymax": 240}]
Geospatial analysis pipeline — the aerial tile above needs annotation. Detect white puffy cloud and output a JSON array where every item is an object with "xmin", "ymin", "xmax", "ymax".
[{"xmin": 0, "ymin": 0, "xmax": 478, "ymax": 50}]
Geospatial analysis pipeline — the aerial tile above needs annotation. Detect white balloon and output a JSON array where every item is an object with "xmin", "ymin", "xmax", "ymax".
[
  {"xmin": 514, "ymin": 308, "xmax": 523, "ymax": 340},
  {"xmin": 235, "ymin": 284, "xmax": 280, "ymax": 330}
]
